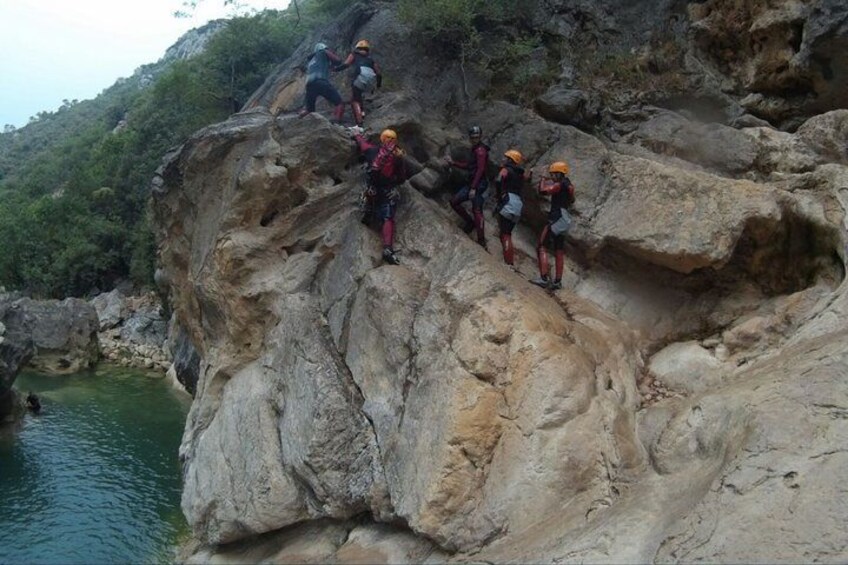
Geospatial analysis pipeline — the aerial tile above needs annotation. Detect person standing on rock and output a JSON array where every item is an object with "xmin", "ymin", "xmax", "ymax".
[
  {"xmin": 353, "ymin": 128, "xmax": 408, "ymax": 265},
  {"xmin": 336, "ymin": 39, "xmax": 382, "ymax": 127},
  {"xmin": 445, "ymin": 126, "xmax": 491, "ymax": 249},
  {"xmin": 531, "ymin": 161, "xmax": 576, "ymax": 290},
  {"xmin": 300, "ymin": 42, "xmax": 346, "ymax": 123},
  {"xmin": 494, "ymin": 149, "xmax": 531, "ymax": 268}
]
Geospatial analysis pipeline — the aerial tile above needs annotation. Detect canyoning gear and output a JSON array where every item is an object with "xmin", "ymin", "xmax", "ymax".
[
  {"xmin": 355, "ymin": 39, "xmax": 371, "ymax": 51},
  {"xmin": 380, "ymin": 129, "xmax": 397, "ymax": 144},
  {"xmin": 354, "ymin": 66, "xmax": 378, "ymax": 93},
  {"xmin": 469, "ymin": 125, "xmax": 482, "ymax": 139},
  {"xmin": 504, "ymin": 149, "xmax": 524, "ymax": 165},
  {"xmin": 314, "ymin": 42, "xmax": 328, "ymax": 53},
  {"xmin": 383, "ymin": 246, "xmax": 401, "ymax": 265},
  {"xmin": 549, "ymin": 161, "xmax": 570, "ymax": 175},
  {"xmin": 550, "ymin": 279, "xmax": 563, "ymax": 290}
]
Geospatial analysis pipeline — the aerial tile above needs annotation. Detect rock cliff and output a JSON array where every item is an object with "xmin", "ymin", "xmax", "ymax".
[{"xmin": 154, "ymin": 1, "xmax": 848, "ymax": 562}]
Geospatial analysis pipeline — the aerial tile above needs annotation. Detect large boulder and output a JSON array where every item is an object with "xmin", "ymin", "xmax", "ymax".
[
  {"xmin": 154, "ymin": 111, "xmax": 646, "ymax": 549},
  {"xmin": 1, "ymin": 297, "xmax": 99, "ymax": 375},
  {"xmin": 163, "ymin": 1, "xmax": 848, "ymax": 562}
]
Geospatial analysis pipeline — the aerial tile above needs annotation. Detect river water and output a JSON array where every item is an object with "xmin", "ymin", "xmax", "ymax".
[{"xmin": 0, "ymin": 367, "xmax": 190, "ymax": 564}]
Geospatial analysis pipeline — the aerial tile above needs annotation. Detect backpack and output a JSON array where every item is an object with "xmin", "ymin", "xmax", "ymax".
[{"xmin": 354, "ymin": 66, "xmax": 378, "ymax": 93}]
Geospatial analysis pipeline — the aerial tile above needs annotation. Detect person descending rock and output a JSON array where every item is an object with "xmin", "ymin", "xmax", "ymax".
[
  {"xmin": 354, "ymin": 128, "xmax": 408, "ymax": 265},
  {"xmin": 300, "ymin": 42, "xmax": 346, "ymax": 122},
  {"xmin": 494, "ymin": 149, "xmax": 531, "ymax": 268},
  {"xmin": 337, "ymin": 40, "xmax": 382, "ymax": 126},
  {"xmin": 531, "ymin": 161, "xmax": 576, "ymax": 290},
  {"xmin": 446, "ymin": 126, "xmax": 490, "ymax": 248}
]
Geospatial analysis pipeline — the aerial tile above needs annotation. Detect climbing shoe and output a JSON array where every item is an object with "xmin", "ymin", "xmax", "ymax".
[
  {"xmin": 531, "ymin": 275, "xmax": 551, "ymax": 289},
  {"xmin": 382, "ymin": 247, "xmax": 400, "ymax": 265},
  {"xmin": 550, "ymin": 279, "xmax": 563, "ymax": 290},
  {"xmin": 462, "ymin": 221, "xmax": 475, "ymax": 234}
]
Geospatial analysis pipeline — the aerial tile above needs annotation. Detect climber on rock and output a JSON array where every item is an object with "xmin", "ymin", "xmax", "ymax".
[
  {"xmin": 494, "ymin": 149, "xmax": 531, "ymax": 268},
  {"xmin": 300, "ymin": 42, "xmax": 346, "ymax": 123},
  {"xmin": 353, "ymin": 128, "xmax": 408, "ymax": 265},
  {"xmin": 336, "ymin": 39, "xmax": 382, "ymax": 127},
  {"xmin": 445, "ymin": 125, "xmax": 490, "ymax": 249},
  {"xmin": 531, "ymin": 161, "xmax": 576, "ymax": 291}
]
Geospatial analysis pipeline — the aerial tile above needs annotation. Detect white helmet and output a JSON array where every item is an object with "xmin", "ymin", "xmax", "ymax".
[{"xmin": 314, "ymin": 42, "xmax": 327, "ymax": 53}]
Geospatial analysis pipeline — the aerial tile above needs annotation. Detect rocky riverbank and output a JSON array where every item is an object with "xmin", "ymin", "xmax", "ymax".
[{"xmin": 91, "ymin": 290, "xmax": 171, "ymax": 373}]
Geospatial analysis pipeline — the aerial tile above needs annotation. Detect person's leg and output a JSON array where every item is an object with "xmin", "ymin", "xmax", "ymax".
[
  {"xmin": 532, "ymin": 225, "xmax": 552, "ymax": 288},
  {"xmin": 472, "ymin": 182, "xmax": 487, "ymax": 246},
  {"xmin": 379, "ymin": 196, "xmax": 399, "ymax": 264},
  {"xmin": 451, "ymin": 186, "xmax": 474, "ymax": 231},
  {"xmin": 552, "ymin": 234, "xmax": 565, "ymax": 288},
  {"xmin": 304, "ymin": 81, "xmax": 318, "ymax": 113},
  {"xmin": 498, "ymin": 216, "xmax": 516, "ymax": 265},
  {"xmin": 351, "ymin": 85, "xmax": 364, "ymax": 125}
]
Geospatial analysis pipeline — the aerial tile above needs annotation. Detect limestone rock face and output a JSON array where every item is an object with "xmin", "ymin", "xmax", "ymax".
[
  {"xmin": 158, "ymin": 1, "xmax": 848, "ymax": 562},
  {"xmin": 155, "ymin": 112, "xmax": 645, "ymax": 549}
]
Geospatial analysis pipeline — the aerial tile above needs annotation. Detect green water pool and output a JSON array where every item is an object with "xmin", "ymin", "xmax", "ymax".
[{"xmin": 0, "ymin": 366, "xmax": 191, "ymax": 564}]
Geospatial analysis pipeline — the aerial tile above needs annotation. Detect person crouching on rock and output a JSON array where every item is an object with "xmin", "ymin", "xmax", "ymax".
[
  {"xmin": 494, "ymin": 149, "xmax": 531, "ymax": 268},
  {"xmin": 354, "ymin": 128, "xmax": 408, "ymax": 265},
  {"xmin": 531, "ymin": 161, "xmax": 576, "ymax": 291},
  {"xmin": 336, "ymin": 39, "xmax": 381, "ymax": 127},
  {"xmin": 300, "ymin": 42, "xmax": 346, "ymax": 123},
  {"xmin": 445, "ymin": 126, "xmax": 490, "ymax": 249}
]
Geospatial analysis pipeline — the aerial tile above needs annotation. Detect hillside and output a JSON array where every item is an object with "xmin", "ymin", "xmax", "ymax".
[
  {"xmin": 0, "ymin": 2, "xmax": 346, "ymax": 298},
  {"xmin": 153, "ymin": 0, "xmax": 848, "ymax": 562}
]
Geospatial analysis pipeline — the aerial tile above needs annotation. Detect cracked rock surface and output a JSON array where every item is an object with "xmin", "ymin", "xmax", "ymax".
[{"xmin": 153, "ymin": 1, "xmax": 848, "ymax": 562}]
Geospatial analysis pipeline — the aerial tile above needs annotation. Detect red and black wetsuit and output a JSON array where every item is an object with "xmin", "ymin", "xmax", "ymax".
[
  {"xmin": 537, "ymin": 177, "xmax": 576, "ymax": 281},
  {"xmin": 494, "ymin": 162, "xmax": 526, "ymax": 265},
  {"xmin": 355, "ymin": 134, "xmax": 407, "ymax": 249},
  {"xmin": 449, "ymin": 142, "xmax": 490, "ymax": 245}
]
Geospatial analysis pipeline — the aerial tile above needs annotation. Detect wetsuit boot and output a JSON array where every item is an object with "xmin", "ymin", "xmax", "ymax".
[{"xmin": 382, "ymin": 246, "xmax": 400, "ymax": 265}]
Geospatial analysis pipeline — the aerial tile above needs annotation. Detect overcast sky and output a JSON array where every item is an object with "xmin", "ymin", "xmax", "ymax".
[{"xmin": 0, "ymin": 0, "xmax": 284, "ymax": 128}]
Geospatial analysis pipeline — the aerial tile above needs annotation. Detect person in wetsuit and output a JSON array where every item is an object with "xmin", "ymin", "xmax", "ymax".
[
  {"xmin": 494, "ymin": 149, "xmax": 531, "ymax": 267},
  {"xmin": 446, "ymin": 125, "xmax": 490, "ymax": 248},
  {"xmin": 354, "ymin": 128, "xmax": 408, "ymax": 265},
  {"xmin": 301, "ymin": 42, "xmax": 346, "ymax": 122},
  {"xmin": 337, "ymin": 39, "xmax": 382, "ymax": 126},
  {"xmin": 531, "ymin": 161, "xmax": 576, "ymax": 290}
]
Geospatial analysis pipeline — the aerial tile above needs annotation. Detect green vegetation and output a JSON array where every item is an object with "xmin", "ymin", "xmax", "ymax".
[
  {"xmin": 397, "ymin": 0, "xmax": 555, "ymax": 105},
  {"xmin": 0, "ymin": 1, "xmax": 345, "ymax": 298}
]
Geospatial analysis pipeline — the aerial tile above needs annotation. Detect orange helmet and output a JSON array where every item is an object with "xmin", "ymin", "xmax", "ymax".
[
  {"xmin": 504, "ymin": 149, "xmax": 524, "ymax": 165},
  {"xmin": 355, "ymin": 39, "xmax": 370, "ymax": 51},
  {"xmin": 380, "ymin": 129, "xmax": 397, "ymax": 144},
  {"xmin": 549, "ymin": 161, "xmax": 570, "ymax": 175}
]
